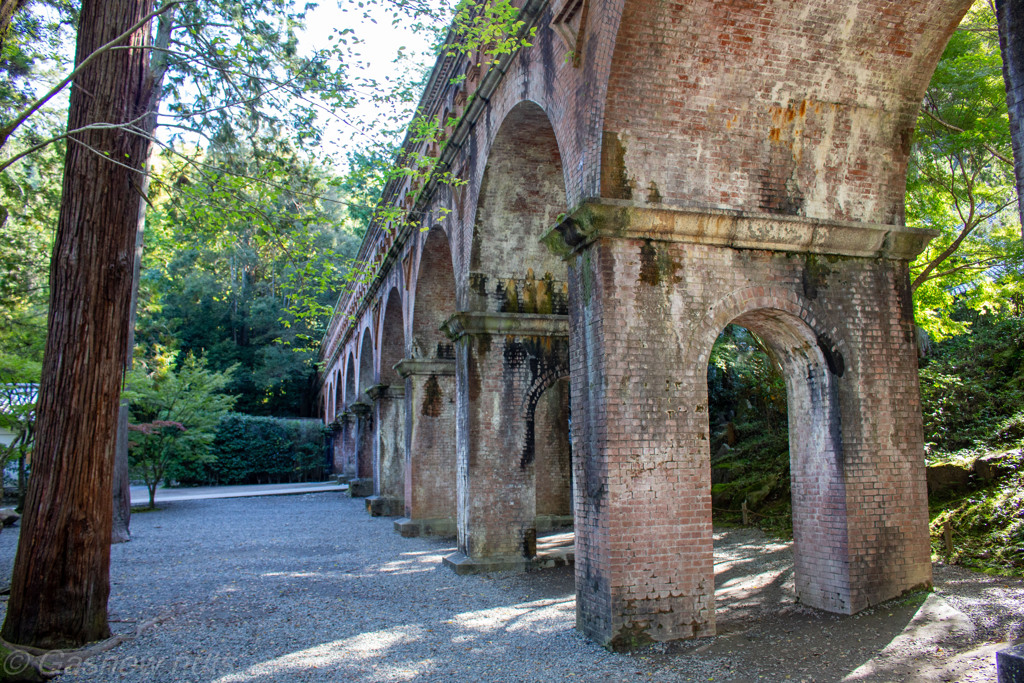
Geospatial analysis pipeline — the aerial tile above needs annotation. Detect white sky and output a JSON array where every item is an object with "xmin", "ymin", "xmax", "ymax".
[{"xmin": 299, "ymin": 0, "xmax": 448, "ymax": 164}]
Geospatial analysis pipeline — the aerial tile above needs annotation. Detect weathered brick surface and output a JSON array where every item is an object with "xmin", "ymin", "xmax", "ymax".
[
  {"xmin": 451, "ymin": 317, "xmax": 571, "ymax": 562},
  {"xmin": 316, "ymin": 0, "xmax": 971, "ymax": 650},
  {"xmin": 560, "ymin": 209, "xmax": 931, "ymax": 647},
  {"xmin": 400, "ymin": 364, "xmax": 457, "ymax": 525},
  {"xmin": 370, "ymin": 386, "xmax": 405, "ymax": 511},
  {"xmin": 534, "ymin": 376, "xmax": 572, "ymax": 519},
  {"xmin": 599, "ymin": 0, "xmax": 973, "ymax": 224}
]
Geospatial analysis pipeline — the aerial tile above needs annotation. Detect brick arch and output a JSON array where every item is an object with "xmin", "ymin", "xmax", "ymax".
[
  {"xmin": 379, "ymin": 287, "xmax": 405, "ymax": 386},
  {"xmin": 598, "ymin": 0, "xmax": 972, "ymax": 225},
  {"xmin": 693, "ymin": 286, "xmax": 854, "ymax": 614},
  {"xmin": 467, "ymin": 99, "xmax": 570, "ymax": 314},
  {"xmin": 344, "ymin": 352, "xmax": 356, "ymax": 408},
  {"xmin": 411, "ymin": 226, "xmax": 456, "ymax": 360},
  {"xmin": 518, "ymin": 350, "xmax": 571, "ymax": 469},
  {"xmin": 358, "ymin": 326, "xmax": 375, "ymax": 396},
  {"xmin": 693, "ymin": 285, "xmax": 847, "ymax": 377}
]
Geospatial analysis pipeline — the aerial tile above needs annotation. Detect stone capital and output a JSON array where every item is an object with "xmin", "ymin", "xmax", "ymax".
[
  {"xmin": 366, "ymin": 383, "xmax": 406, "ymax": 401},
  {"xmin": 348, "ymin": 401, "xmax": 372, "ymax": 417},
  {"xmin": 541, "ymin": 199, "xmax": 936, "ymax": 261},
  {"xmin": 441, "ymin": 311, "xmax": 569, "ymax": 341},
  {"xmin": 394, "ymin": 358, "xmax": 456, "ymax": 378}
]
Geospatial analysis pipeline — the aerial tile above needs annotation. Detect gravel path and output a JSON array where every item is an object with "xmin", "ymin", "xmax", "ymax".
[{"xmin": 0, "ymin": 492, "xmax": 1019, "ymax": 682}]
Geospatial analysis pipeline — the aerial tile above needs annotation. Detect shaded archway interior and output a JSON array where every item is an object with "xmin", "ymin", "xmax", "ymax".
[
  {"xmin": 715, "ymin": 308, "xmax": 849, "ymax": 615},
  {"xmin": 413, "ymin": 228, "xmax": 456, "ymax": 360},
  {"xmin": 469, "ymin": 100, "xmax": 569, "ymax": 314}
]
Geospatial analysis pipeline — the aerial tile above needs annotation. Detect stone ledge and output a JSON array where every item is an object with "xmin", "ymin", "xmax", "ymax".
[
  {"xmin": 348, "ymin": 478, "xmax": 373, "ymax": 498},
  {"xmin": 394, "ymin": 358, "xmax": 456, "ymax": 378},
  {"xmin": 394, "ymin": 517, "xmax": 457, "ymax": 538},
  {"xmin": 366, "ymin": 495, "xmax": 402, "ymax": 517},
  {"xmin": 442, "ymin": 311, "xmax": 569, "ymax": 341},
  {"xmin": 542, "ymin": 199, "xmax": 936, "ymax": 261},
  {"xmin": 443, "ymin": 551, "xmax": 531, "ymax": 575},
  {"xmin": 366, "ymin": 384, "xmax": 405, "ymax": 401}
]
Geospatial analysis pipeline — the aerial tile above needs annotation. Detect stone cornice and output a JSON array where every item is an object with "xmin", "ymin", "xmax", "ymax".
[
  {"xmin": 541, "ymin": 199, "xmax": 937, "ymax": 261},
  {"xmin": 441, "ymin": 312, "xmax": 570, "ymax": 340},
  {"xmin": 349, "ymin": 402, "xmax": 372, "ymax": 417},
  {"xmin": 394, "ymin": 358, "xmax": 456, "ymax": 378},
  {"xmin": 366, "ymin": 384, "xmax": 406, "ymax": 401}
]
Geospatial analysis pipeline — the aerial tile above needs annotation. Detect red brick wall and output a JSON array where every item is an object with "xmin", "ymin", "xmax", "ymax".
[
  {"xmin": 599, "ymin": 0, "xmax": 972, "ymax": 225},
  {"xmin": 404, "ymin": 369, "xmax": 457, "ymax": 521},
  {"xmin": 568, "ymin": 230, "xmax": 931, "ymax": 648},
  {"xmin": 534, "ymin": 376, "xmax": 572, "ymax": 518}
]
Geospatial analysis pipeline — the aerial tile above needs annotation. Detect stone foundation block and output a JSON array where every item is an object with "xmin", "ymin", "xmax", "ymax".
[
  {"xmin": 348, "ymin": 478, "xmax": 373, "ymax": 498},
  {"xmin": 443, "ymin": 551, "xmax": 530, "ymax": 575},
  {"xmin": 999, "ymin": 644, "xmax": 1024, "ymax": 683},
  {"xmin": 366, "ymin": 495, "xmax": 402, "ymax": 517},
  {"xmin": 394, "ymin": 517, "xmax": 457, "ymax": 538}
]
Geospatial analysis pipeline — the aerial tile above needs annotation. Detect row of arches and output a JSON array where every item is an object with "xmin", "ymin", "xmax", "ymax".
[{"xmin": 319, "ymin": 0, "xmax": 975, "ymax": 649}]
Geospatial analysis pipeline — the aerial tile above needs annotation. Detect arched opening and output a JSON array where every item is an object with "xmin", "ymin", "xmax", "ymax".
[
  {"xmin": 532, "ymin": 376, "xmax": 573, "ymax": 563},
  {"xmin": 412, "ymin": 227, "xmax": 456, "ymax": 360},
  {"xmin": 344, "ymin": 353, "xmax": 356, "ymax": 409},
  {"xmin": 380, "ymin": 289, "xmax": 404, "ymax": 383},
  {"xmin": 469, "ymin": 100, "xmax": 568, "ymax": 314},
  {"xmin": 704, "ymin": 308, "xmax": 848, "ymax": 624},
  {"xmin": 358, "ymin": 330, "xmax": 374, "ymax": 399},
  {"xmin": 333, "ymin": 375, "xmax": 342, "ymax": 421},
  {"xmin": 370, "ymin": 288, "xmax": 406, "ymax": 516},
  {"xmin": 448, "ymin": 99, "xmax": 573, "ymax": 570},
  {"xmin": 707, "ymin": 324, "xmax": 795, "ymax": 630}
]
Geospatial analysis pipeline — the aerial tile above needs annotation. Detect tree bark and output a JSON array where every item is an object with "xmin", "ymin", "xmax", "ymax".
[
  {"xmin": 0, "ymin": 0, "xmax": 155, "ymax": 649},
  {"xmin": 111, "ymin": 2, "xmax": 176, "ymax": 546},
  {"xmin": 0, "ymin": 0, "xmax": 29, "ymax": 57},
  {"xmin": 996, "ymin": 0, "xmax": 1024, "ymax": 237}
]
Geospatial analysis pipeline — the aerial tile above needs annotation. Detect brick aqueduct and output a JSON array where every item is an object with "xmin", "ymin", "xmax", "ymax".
[{"xmin": 319, "ymin": 0, "xmax": 975, "ymax": 649}]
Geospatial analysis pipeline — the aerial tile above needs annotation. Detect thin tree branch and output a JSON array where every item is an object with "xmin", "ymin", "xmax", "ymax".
[
  {"xmin": 921, "ymin": 107, "xmax": 1015, "ymax": 167},
  {"xmin": 0, "ymin": 0, "xmax": 181, "ymax": 150}
]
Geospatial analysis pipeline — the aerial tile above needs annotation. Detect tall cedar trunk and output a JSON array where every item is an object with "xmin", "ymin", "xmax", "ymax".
[
  {"xmin": 996, "ymin": 0, "xmax": 1024, "ymax": 236},
  {"xmin": 111, "ymin": 224, "xmax": 144, "ymax": 544},
  {"xmin": 0, "ymin": 0, "xmax": 154, "ymax": 649}
]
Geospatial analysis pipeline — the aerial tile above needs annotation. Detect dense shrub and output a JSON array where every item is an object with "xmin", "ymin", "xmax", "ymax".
[
  {"xmin": 920, "ymin": 314, "xmax": 1024, "ymax": 459},
  {"xmin": 167, "ymin": 413, "xmax": 329, "ymax": 486}
]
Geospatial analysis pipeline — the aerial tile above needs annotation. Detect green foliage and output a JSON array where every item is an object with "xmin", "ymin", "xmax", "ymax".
[
  {"xmin": 125, "ymin": 350, "xmax": 237, "ymax": 507},
  {"xmin": 0, "ymin": 354, "xmax": 40, "ymax": 477},
  {"xmin": 167, "ymin": 413, "xmax": 328, "ymax": 486},
  {"xmin": 930, "ymin": 453, "xmax": 1024, "ymax": 576},
  {"xmin": 707, "ymin": 325, "xmax": 792, "ymax": 533},
  {"xmin": 919, "ymin": 313, "xmax": 1024, "ymax": 459},
  {"xmin": 139, "ymin": 137, "xmax": 364, "ymax": 416},
  {"xmin": 908, "ymin": 0, "xmax": 1022, "ymax": 339}
]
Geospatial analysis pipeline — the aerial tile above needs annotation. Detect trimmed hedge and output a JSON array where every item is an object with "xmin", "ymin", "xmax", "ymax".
[{"xmin": 167, "ymin": 413, "xmax": 329, "ymax": 486}]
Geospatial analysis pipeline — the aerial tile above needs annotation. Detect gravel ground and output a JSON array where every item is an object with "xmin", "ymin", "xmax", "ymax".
[{"xmin": 0, "ymin": 492, "xmax": 1020, "ymax": 682}]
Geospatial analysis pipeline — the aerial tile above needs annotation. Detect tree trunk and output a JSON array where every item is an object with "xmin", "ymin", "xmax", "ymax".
[
  {"xmin": 0, "ymin": 0, "xmax": 29, "ymax": 57},
  {"xmin": 0, "ymin": 0, "xmax": 155, "ymax": 649},
  {"xmin": 111, "ymin": 208, "xmax": 146, "ymax": 545},
  {"xmin": 996, "ymin": 0, "xmax": 1024, "ymax": 237},
  {"xmin": 111, "ymin": 1, "xmax": 175, "ymax": 546},
  {"xmin": 111, "ymin": 405, "xmax": 133, "ymax": 543}
]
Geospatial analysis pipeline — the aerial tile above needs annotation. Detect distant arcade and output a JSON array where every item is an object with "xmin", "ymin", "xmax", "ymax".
[{"xmin": 320, "ymin": 0, "xmax": 976, "ymax": 649}]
